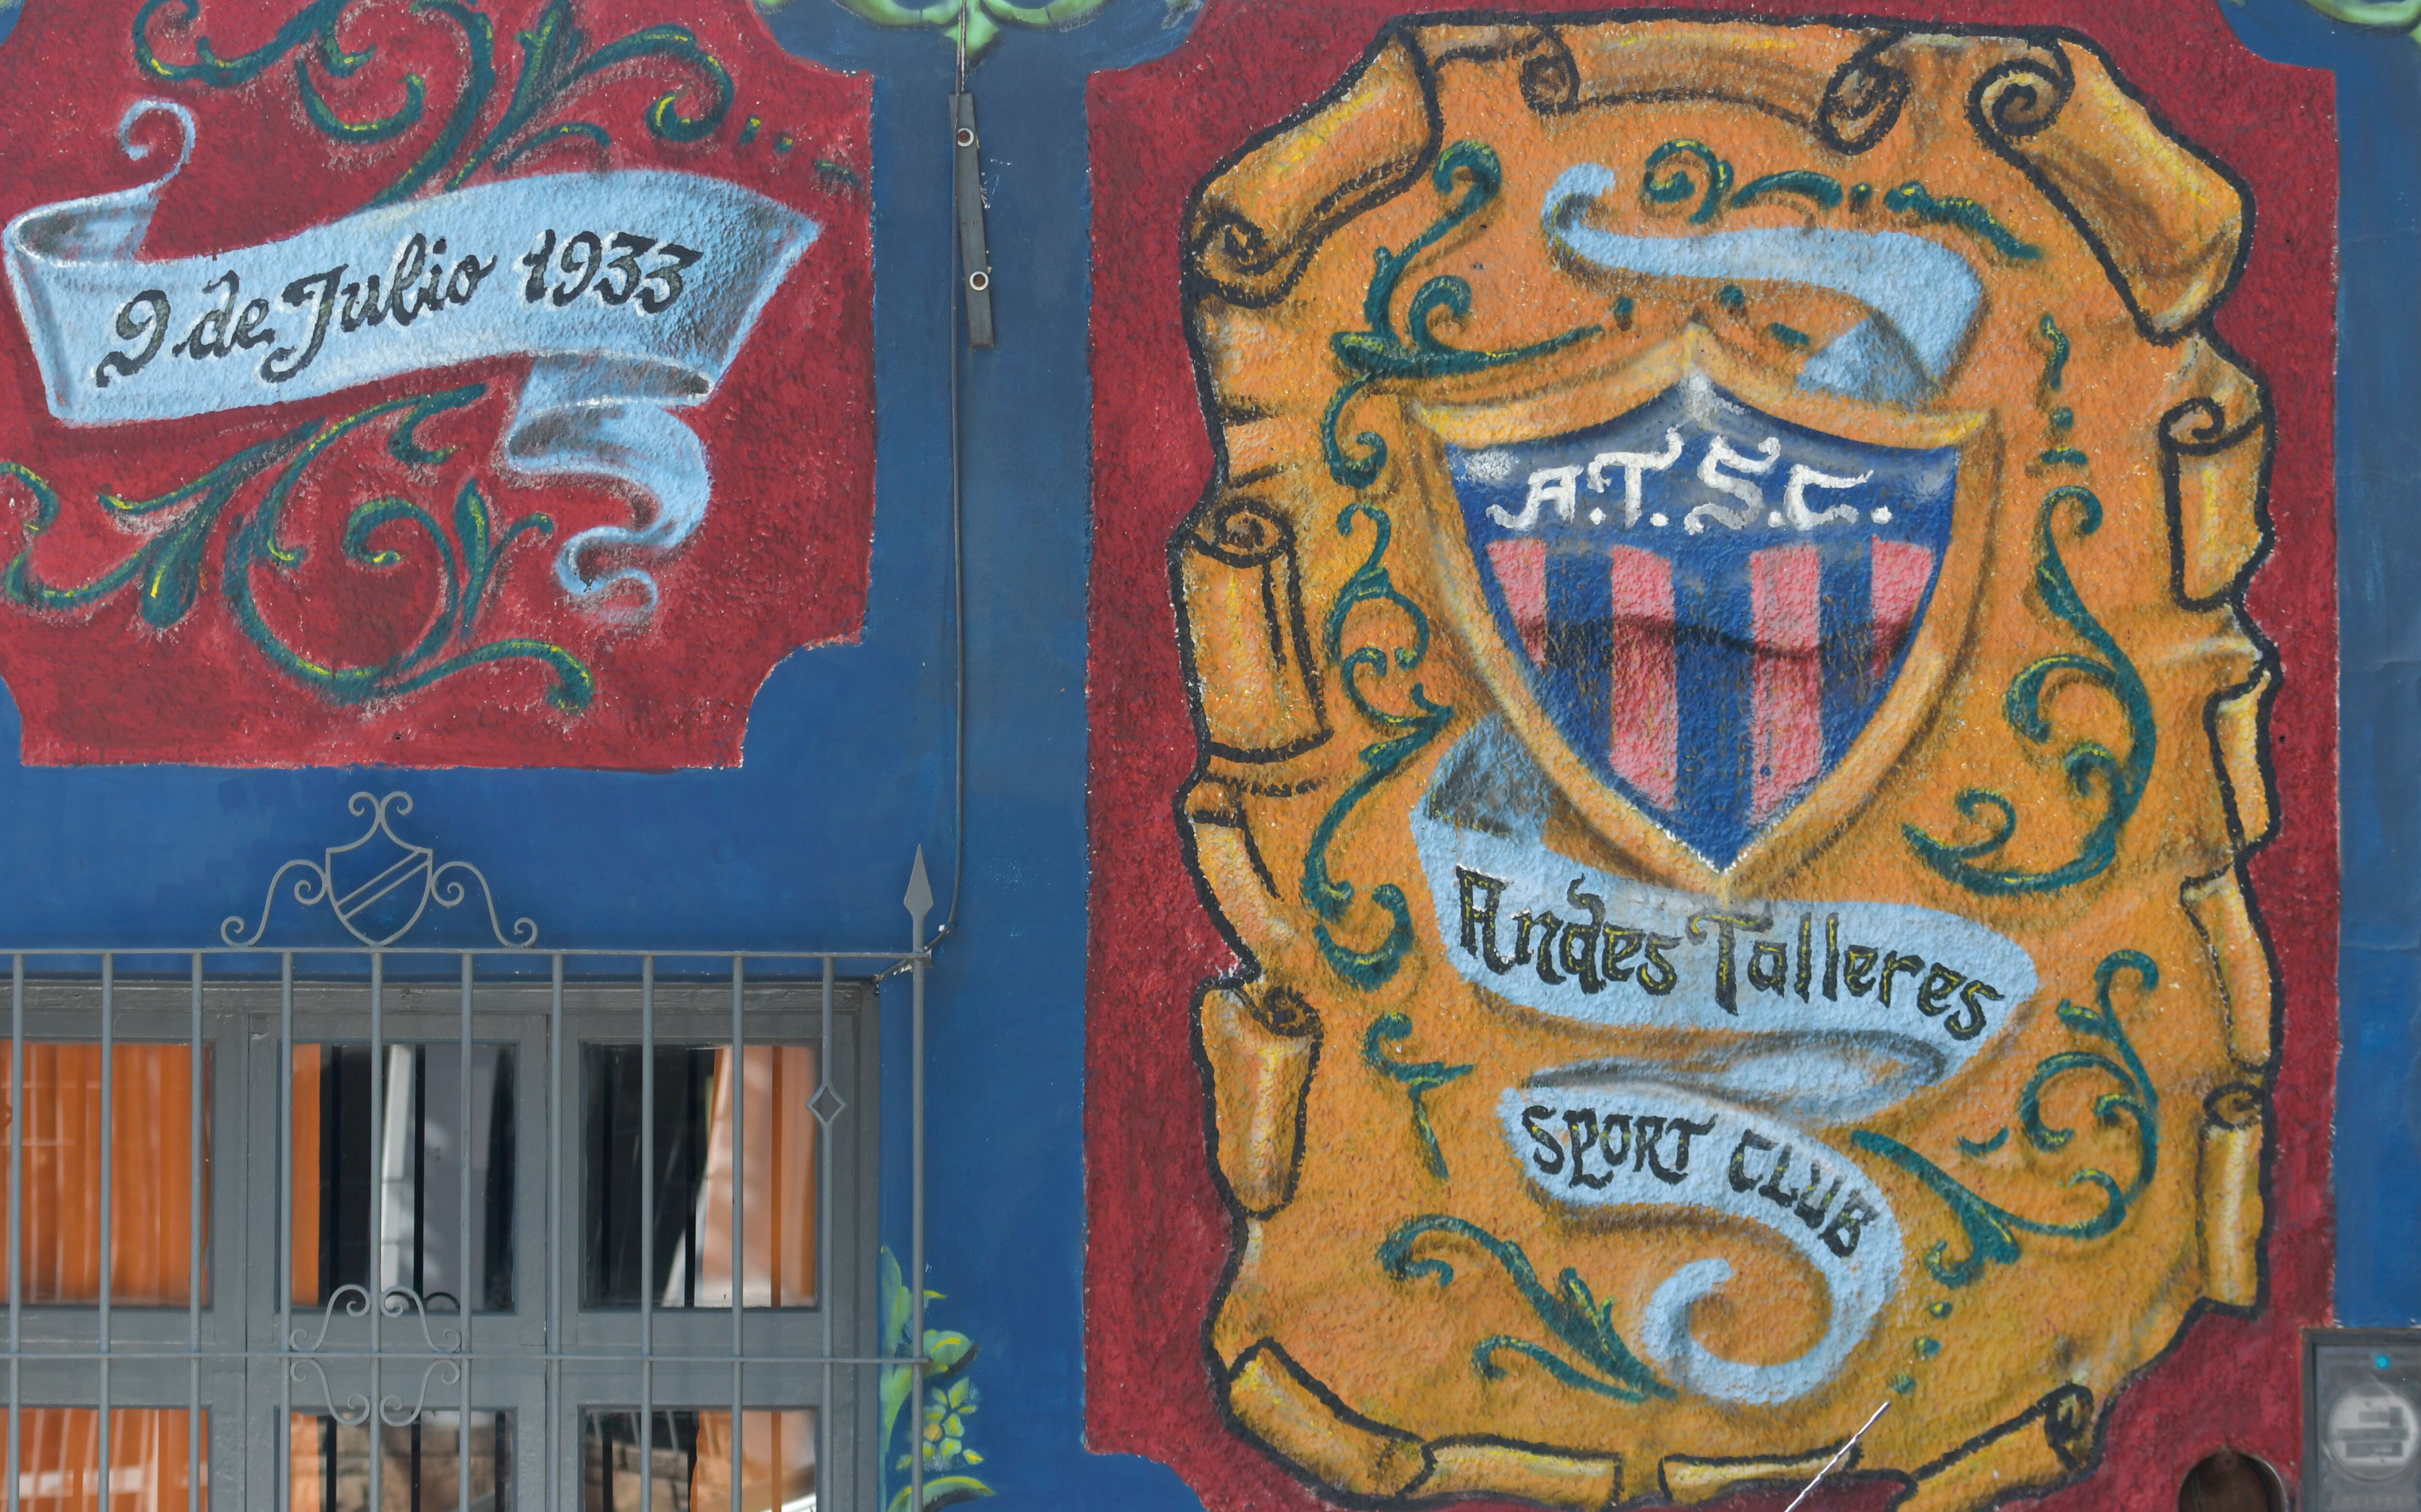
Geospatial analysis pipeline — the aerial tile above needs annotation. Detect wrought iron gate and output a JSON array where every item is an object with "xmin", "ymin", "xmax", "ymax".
[{"xmin": 0, "ymin": 792, "xmax": 934, "ymax": 1512}]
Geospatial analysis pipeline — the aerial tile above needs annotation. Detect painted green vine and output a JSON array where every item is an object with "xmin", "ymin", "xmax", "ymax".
[
  {"xmin": 2, "ymin": 384, "xmax": 593, "ymax": 711},
  {"xmin": 1633, "ymin": 139, "xmax": 2042, "ymax": 261},
  {"xmin": 99, "ymin": 0, "xmax": 731, "ymax": 713},
  {"xmin": 1902, "ymin": 482, "xmax": 2153, "ymax": 894},
  {"xmin": 134, "ymin": 0, "xmax": 734, "ymax": 211},
  {"xmin": 879, "ymin": 1249, "xmax": 997, "ymax": 1512},
  {"xmin": 1642, "ymin": 139, "xmax": 1736, "ymax": 223},
  {"xmin": 1853, "ymin": 950, "xmax": 2161, "ymax": 1287},
  {"xmin": 1301, "ymin": 503, "xmax": 1451, "ymax": 989},
  {"xmin": 2038, "ymin": 312, "xmax": 2073, "ymax": 393},
  {"xmin": 1321, "ymin": 139, "xmax": 1600, "ymax": 491},
  {"xmin": 2032, "ymin": 313, "xmax": 2089, "ymax": 462},
  {"xmin": 1881, "ymin": 183, "xmax": 2042, "ymax": 261},
  {"xmin": 1361, "ymin": 1013, "xmax": 1472, "ymax": 1178},
  {"xmin": 1300, "ymin": 138, "xmax": 1605, "ymax": 989},
  {"xmin": 1379, "ymin": 1215, "xmax": 1673, "ymax": 1403}
]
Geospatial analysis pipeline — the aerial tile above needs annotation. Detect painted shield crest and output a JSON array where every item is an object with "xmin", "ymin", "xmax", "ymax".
[
  {"xmin": 1450, "ymin": 375, "xmax": 1957, "ymax": 870},
  {"xmin": 1141, "ymin": 14, "xmax": 2292, "ymax": 1512}
]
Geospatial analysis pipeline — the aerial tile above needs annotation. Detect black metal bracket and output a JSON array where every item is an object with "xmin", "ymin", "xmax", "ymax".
[{"xmin": 952, "ymin": 92, "xmax": 995, "ymax": 348}]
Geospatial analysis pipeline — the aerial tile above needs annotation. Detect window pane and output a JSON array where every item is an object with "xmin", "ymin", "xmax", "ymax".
[
  {"xmin": 291, "ymin": 1045, "xmax": 515, "ymax": 1312},
  {"xmin": 0, "ymin": 1045, "xmax": 210, "ymax": 1306},
  {"xmin": 14, "ymin": 1408, "xmax": 206, "ymax": 1511},
  {"xmin": 580, "ymin": 1410, "xmax": 813, "ymax": 1512},
  {"xmin": 582, "ymin": 1046, "xmax": 817, "ymax": 1309},
  {"xmin": 286, "ymin": 1412, "xmax": 508, "ymax": 1512}
]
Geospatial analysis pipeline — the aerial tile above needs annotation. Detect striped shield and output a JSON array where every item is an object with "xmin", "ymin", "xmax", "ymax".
[{"xmin": 1450, "ymin": 378, "xmax": 1959, "ymax": 870}]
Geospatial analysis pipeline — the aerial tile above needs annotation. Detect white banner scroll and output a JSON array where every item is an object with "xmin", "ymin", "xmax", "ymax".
[
  {"xmin": 1412, "ymin": 718, "xmax": 2038, "ymax": 1124},
  {"xmin": 1501, "ymin": 1078, "xmax": 1904, "ymax": 1406},
  {"xmin": 2, "ymin": 101, "xmax": 820, "ymax": 610}
]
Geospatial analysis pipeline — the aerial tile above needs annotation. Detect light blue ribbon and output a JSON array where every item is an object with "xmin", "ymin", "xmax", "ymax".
[
  {"xmin": 3, "ymin": 100, "xmax": 819, "ymax": 611},
  {"xmin": 1543, "ymin": 163, "xmax": 1983, "ymax": 403}
]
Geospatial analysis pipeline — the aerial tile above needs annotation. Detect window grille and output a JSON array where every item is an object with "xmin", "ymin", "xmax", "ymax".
[{"xmin": 0, "ymin": 793, "xmax": 932, "ymax": 1512}]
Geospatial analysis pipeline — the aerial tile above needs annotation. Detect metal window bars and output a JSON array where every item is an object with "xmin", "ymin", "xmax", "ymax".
[{"xmin": 0, "ymin": 792, "xmax": 927, "ymax": 1512}]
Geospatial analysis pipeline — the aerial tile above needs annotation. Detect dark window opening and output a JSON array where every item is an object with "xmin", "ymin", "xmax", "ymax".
[
  {"xmin": 298, "ymin": 1043, "xmax": 517, "ymax": 1312},
  {"xmin": 582, "ymin": 1044, "xmax": 819, "ymax": 1311},
  {"xmin": 291, "ymin": 1411, "xmax": 511, "ymax": 1512},
  {"xmin": 580, "ymin": 1409, "xmax": 814, "ymax": 1512}
]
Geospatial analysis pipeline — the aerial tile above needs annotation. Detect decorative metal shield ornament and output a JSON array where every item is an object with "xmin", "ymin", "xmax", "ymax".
[{"xmin": 1168, "ymin": 17, "xmax": 2279, "ymax": 1512}]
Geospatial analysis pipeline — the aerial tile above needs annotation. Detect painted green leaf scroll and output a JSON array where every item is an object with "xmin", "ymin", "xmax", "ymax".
[
  {"xmin": 879, "ymin": 1248, "xmax": 998, "ymax": 1512},
  {"xmin": 1626, "ymin": 139, "xmax": 2039, "ymax": 261},
  {"xmin": 1302, "ymin": 137, "xmax": 1612, "ymax": 987},
  {"xmin": 1, "ymin": 384, "xmax": 593, "ymax": 712},
  {"xmin": 1379, "ymin": 1215, "xmax": 1673, "ymax": 1403},
  {"xmin": 1641, "ymin": 139, "xmax": 1734, "ymax": 223},
  {"xmin": 1904, "ymin": 484, "xmax": 2153, "ymax": 894},
  {"xmin": 1854, "ymin": 950, "xmax": 2161, "ymax": 1287},
  {"xmin": 1302, "ymin": 503, "xmax": 1452, "ymax": 990},
  {"xmin": 135, "ymin": 0, "xmax": 732, "ymax": 210},
  {"xmin": 2263, "ymin": 0, "xmax": 2421, "ymax": 46},
  {"xmin": 1323, "ymin": 139, "xmax": 1600, "ymax": 492},
  {"xmin": 1882, "ymin": 182, "xmax": 2042, "ymax": 262},
  {"xmin": 1362, "ymin": 1013, "xmax": 1472, "ymax": 1178}
]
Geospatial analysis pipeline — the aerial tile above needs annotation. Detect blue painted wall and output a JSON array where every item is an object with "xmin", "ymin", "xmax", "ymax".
[
  {"xmin": 0, "ymin": 0, "xmax": 2409, "ymax": 1503},
  {"xmin": 756, "ymin": 4, "xmax": 1206, "ymax": 1503},
  {"xmin": 2218, "ymin": 0, "xmax": 2421, "ymax": 1329}
]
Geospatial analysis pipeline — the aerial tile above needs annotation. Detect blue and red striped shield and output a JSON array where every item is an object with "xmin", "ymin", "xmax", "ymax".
[{"xmin": 1449, "ymin": 378, "xmax": 1959, "ymax": 870}]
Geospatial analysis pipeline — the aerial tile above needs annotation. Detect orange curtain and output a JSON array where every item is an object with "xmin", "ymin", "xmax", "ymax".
[
  {"xmin": 0, "ymin": 1049, "xmax": 210, "ymax": 1510},
  {"xmin": 686, "ymin": 1047, "xmax": 817, "ymax": 1308},
  {"xmin": 0, "ymin": 1045, "xmax": 207, "ymax": 1306},
  {"xmin": 689, "ymin": 1410, "xmax": 815, "ymax": 1512},
  {"xmin": 12, "ymin": 1407, "xmax": 205, "ymax": 1511},
  {"xmin": 289, "ymin": 1051, "xmax": 320, "ymax": 1306}
]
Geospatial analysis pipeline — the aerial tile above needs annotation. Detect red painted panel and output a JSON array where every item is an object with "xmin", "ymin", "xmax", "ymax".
[
  {"xmin": 1751, "ymin": 542, "xmax": 1822, "ymax": 822},
  {"xmin": 0, "ymin": 0, "xmax": 872, "ymax": 767},
  {"xmin": 1609, "ymin": 541, "xmax": 1678, "ymax": 810}
]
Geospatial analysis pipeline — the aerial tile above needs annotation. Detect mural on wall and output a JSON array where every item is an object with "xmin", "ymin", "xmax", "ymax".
[
  {"xmin": 0, "ymin": 0, "xmax": 873, "ymax": 767},
  {"xmin": 880, "ymin": 1247, "xmax": 997, "ymax": 1512},
  {"xmin": 1090, "ymin": 7, "xmax": 2337, "ymax": 1512}
]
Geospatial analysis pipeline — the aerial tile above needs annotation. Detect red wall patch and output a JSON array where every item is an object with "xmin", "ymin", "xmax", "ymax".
[
  {"xmin": 0, "ymin": 0, "xmax": 872, "ymax": 767},
  {"xmin": 1087, "ymin": 3, "xmax": 2337, "ymax": 1508}
]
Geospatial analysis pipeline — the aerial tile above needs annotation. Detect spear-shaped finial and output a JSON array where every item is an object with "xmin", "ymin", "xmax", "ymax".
[{"xmin": 904, "ymin": 845, "xmax": 935, "ymax": 947}]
